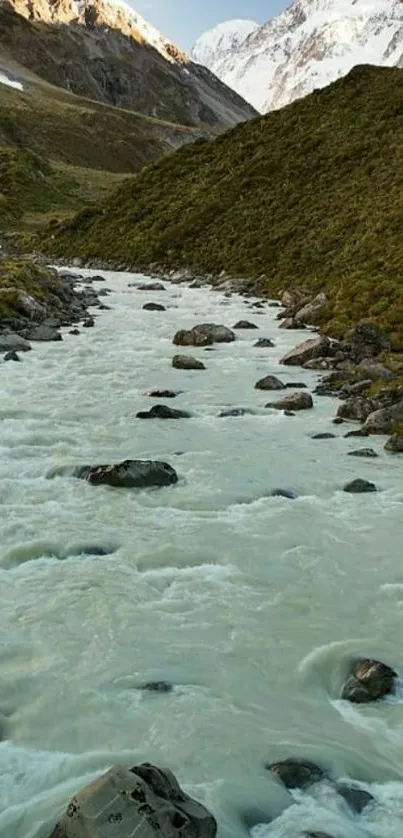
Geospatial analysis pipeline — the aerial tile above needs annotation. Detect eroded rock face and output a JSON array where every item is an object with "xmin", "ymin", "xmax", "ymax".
[
  {"xmin": 280, "ymin": 336, "xmax": 330, "ymax": 366},
  {"xmin": 172, "ymin": 355, "xmax": 206, "ymax": 370},
  {"xmin": 75, "ymin": 459, "xmax": 178, "ymax": 488},
  {"xmin": 173, "ymin": 324, "xmax": 235, "ymax": 346},
  {"xmin": 266, "ymin": 392, "xmax": 313, "ymax": 411},
  {"xmin": 49, "ymin": 763, "xmax": 217, "ymax": 838},
  {"xmin": 341, "ymin": 658, "xmax": 396, "ymax": 703},
  {"xmin": 266, "ymin": 758, "xmax": 327, "ymax": 789}
]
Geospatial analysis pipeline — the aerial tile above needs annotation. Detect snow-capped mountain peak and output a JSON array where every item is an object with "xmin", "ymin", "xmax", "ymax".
[
  {"xmin": 192, "ymin": 0, "xmax": 403, "ymax": 113},
  {"xmin": 191, "ymin": 19, "xmax": 259, "ymax": 68}
]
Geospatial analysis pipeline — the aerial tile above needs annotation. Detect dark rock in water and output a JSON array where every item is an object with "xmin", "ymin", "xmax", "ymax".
[
  {"xmin": 218, "ymin": 408, "xmax": 255, "ymax": 417},
  {"xmin": 344, "ymin": 428, "xmax": 370, "ymax": 438},
  {"xmin": 173, "ymin": 323, "xmax": 235, "ymax": 346},
  {"xmin": 266, "ymin": 392, "xmax": 313, "ymax": 411},
  {"xmin": 137, "ymin": 282, "xmax": 165, "ymax": 291},
  {"xmin": 255, "ymin": 375, "xmax": 285, "ymax": 390},
  {"xmin": 254, "ymin": 338, "xmax": 275, "ymax": 348},
  {"xmin": 269, "ymin": 302, "xmax": 281, "ymax": 307},
  {"xmin": 343, "ymin": 478, "xmax": 377, "ymax": 493},
  {"xmin": 285, "ymin": 382, "xmax": 307, "ymax": 389},
  {"xmin": 250, "ymin": 301, "xmax": 265, "ymax": 308},
  {"xmin": 75, "ymin": 459, "xmax": 178, "ymax": 488},
  {"xmin": 137, "ymin": 404, "xmax": 191, "ymax": 419},
  {"xmin": 311, "ymin": 433, "xmax": 336, "ymax": 439},
  {"xmin": 144, "ymin": 389, "xmax": 181, "ymax": 398},
  {"xmin": 333, "ymin": 417, "xmax": 345, "ymax": 425},
  {"xmin": 348, "ymin": 448, "xmax": 378, "ymax": 458},
  {"xmin": 4, "ymin": 350, "xmax": 20, "ymax": 362},
  {"xmin": 270, "ymin": 489, "xmax": 298, "ymax": 499},
  {"xmin": 82, "ymin": 317, "xmax": 94, "ymax": 328},
  {"xmin": 336, "ymin": 784, "xmax": 374, "ymax": 813},
  {"xmin": 385, "ymin": 433, "xmax": 403, "ymax": 453},
  {"xmin": 172, "ymin": 354, "xmax": 206, "ymax": 370},
  {"xmin": 341, "ymin": 658, "xmax": 396, "ymax": 703},
  {"xmin": 141, "ymin": 681, "xmax": 173, "ymax": 693},
  {"xmin": 49, "ymin": 763, "xmax": 216, "ymax": 838},
  {"xmin": 266, "ymin": 758, "xmax": 327, "ymax": 789},
  {"xmin": 69, "ymin": 328, "xmax": 80, "ymax": 335},
  {"xmin": 233, "ymin": 320, "xmax": 258, "ymax": 329},
  {"xmin": 143, "ymin": 302, "xmax": 166, "ymax": 311},
  {"xmin": 304, "ymin": 833, "xmax": 334, "ymax": 838},
  {"xmin": 25, "ymin": 325, "xmax": 62, "ymax": 341},
  {"xmin": 91, "ymin": 275, "xmax": 106, "ymax": 282},
  {"xmin": 284, "ymin": 410, "xmax": 295, "ymax": 416},
  {"xmin": 204, "ymin": 347, "xmax": 216, "ymax": 351}
]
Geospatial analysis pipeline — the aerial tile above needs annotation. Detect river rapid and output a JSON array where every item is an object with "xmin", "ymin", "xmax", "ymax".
[{"xmin": 1, "ymin": 269, "xmax": 403, "ymax": 838}]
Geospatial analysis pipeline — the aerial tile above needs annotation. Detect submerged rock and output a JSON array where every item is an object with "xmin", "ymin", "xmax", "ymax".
[
  {"xmin": 82, "ymin": 317, "xmax": 95, "ymax": 328},
  {"xmin": 137, "ymin": 405, "xmax": 191, "ymax": 419},
  {"xmin": 280, "ymin": 336, "xmax": 330, "ymax": 366},
  {"xmin": 143, "ymin": 302, "xmax": 166, "ymax": 311},
  {"xmin": 137, "ymin": 282, "xmax": 165, "ymax": 291},
  {"xmin": 285, "ymin": 382, "xmax": 307, "ymax": 389},
  {"xmin": 347, "ymin": 448, "xmax": 378, "ymax": 458},
  {"xmin": 266, "ymin": 758, "xmax": 327, "ymax": 789},
  {"xmin": 144, "ymin": 389, "xmax": 181, "ymax": 398},
  {"xmin": 4, "ymin": 350, "xmax": 21, "ymax": 362},
  {"xmin": 343, "ymin": 478, "xmax": 377, "ymax": 493},
  {"xmin": 49, "ymin": 763, "xmax": 216, "ymax": 838},
  {"xmin": 266, "ymin": 392, "xmax": 313, "ymax": 411},
  {"xmin": 336, "ymin": 784, "xmax": 374, "ymax": 813},
  {"xmin": 311, "ymin": 433, "xmax": 336, "ymax": 440},
  {"xmin": 385, "ymin": 433, "xmax": 403, "ymax": 452},
  {"xmin": 341, "ymin": 658, "xmax": 396, "ymax": 703},
  {"xmin": 254, "ymin": 338, "xmax": 275, "ymax": 347},
  {"xmin": 270, "ymin": 489, "xmax": 298, "ymax": 499},
  {"xmin": 233, "ymin": 320, "xmax": 258, "ymax": 329},
  {"xmin": 173, "ymin": 323, "xmax": 235, "ymax": 346},
  {"xmin": 255, "ymin": 375, "xmax": 285, "ymax": 390},
  {"xmin": 344, "ymin": 428, "xmax": 370, "ymax": 438},
  {"xmin": 218, "ymin": 408, "xmax": 256, "ymax": 417},
  {"xmin": 75, "ymin": 460, "xmax": 178, "ymax": 488},
  {"xmin": 172, "ymin": 355, "xmax": 206, "ymax": 370},
  {"xmin": 141, "ymin": 681, "xmax": 173, "ymax": 693}
]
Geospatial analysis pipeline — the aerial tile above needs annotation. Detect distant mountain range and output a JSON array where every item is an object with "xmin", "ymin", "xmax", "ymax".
[{"xmin": 192, "ymin": 0, "xmax": 403, "ymax": 112}]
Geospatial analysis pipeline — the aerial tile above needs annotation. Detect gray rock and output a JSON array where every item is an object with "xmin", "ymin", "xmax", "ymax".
[
  {"xmin": 280, "ymin": 336, "xmax": 330, "ymax": 366},
  {"xmin": 255, "ymin": 375, "xmax": 285, "ymax": 391},
  {"xmin": 311, "ymin": 433, "xmax": 336, "ymax": 439},
  {"xmin": 337, "ymin": 397, "xmax": 373, "ymax": 422},
  {"xmin": 137, "ymin": 282, "xmax": 165, "ymax": 291},
  {"xmin": 358, "ymin": 360, "xmax": 395, "ymax": 381},
  {"xmin": 254, "ymin": 338, "xmax": 275, "ymax": 348},
  {"xmin": 4, "ymin": 350, "xmax": 21, "ymax": 362},
  {"xmin": 303, "ymin": 357, "xmax": 332, "ymax": 370},
  {"xmin": 348, "ymin": 448, "xmax": 378, "ymax": 458},
  {"xmin": 218, "ymin": 408, "xmax": 255, "ymax": 417},
  {"xmin": 25, "ymin": 325, "xmax": 62, "ymax": 342},
  {"xmin": 336, "ymin": 784, "xmax": 374, "ymax": 813},
  {"xmin": 172, "ymin": 355, "xmax": 206, "ymax": 370},
  {"xmin": 341, "ymin": 379, "xmax": 372, "ymax": 396},
  {"xmin": 49, "ymin": 763, "xmax": 216, "ymax": 838},
  {"xmin": 344, "ymin": 428, "xmax": 369, "ymax": 438},
  {"xmin": 137, "ymin": 405, "xmax": 191, "ymax": 419},
  {"xmin": 341, "ymin": 658, "xmax": 396, "ymax": 703},
  {"xmin": 0, "ymin": 332, "xmax": 31, "ymax": 352},
  {"xmin": 278, "ymin": 317, "xmax": 304, "ymax": 329},
  {"xmin": 173, "ymin": 324, "xmax": 235, "ymax": 346},
  {"xmin": 75, "ymin": 460, "xmax": 178, "ymax": 488},
  {"xmin": 266, "ymin": 392, "xmax": 313, "ymax": 411},
  {"xmin": 343, "ymin": 479, "xmax": 377, "ymax": 493},
  {"xmin": 363, "ymin": 398, "xmax": 403, "ymax": 434},
  {"xmin": 233, "ymin": 320, "xmax": 258, "ymax": 329},
  {"xmin": 385, "ymin": 433, "xmax": 403, "ymax": 452},
  {"xmin": 82, "ymin": 317, "xmax": 95, "ymax": 328},
  {"xmin": 295, "ymin": 292, "xmax": 327, "ymax": 323},
  {"xmin": 141, "ymin": 682, "xmax": 173, "ymax": 693},
  {"xmin": 143, "ymin": 303, "xmax": 166, "ymax": 311},
  {"xmin": 266, "ymin": 758, "xmax": 327, "ymax": 789}
]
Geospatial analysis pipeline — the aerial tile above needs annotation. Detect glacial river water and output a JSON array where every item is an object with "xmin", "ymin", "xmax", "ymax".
[{"xmin": 1, "ymin": 270, "xmax": 403, "ymax": 838}]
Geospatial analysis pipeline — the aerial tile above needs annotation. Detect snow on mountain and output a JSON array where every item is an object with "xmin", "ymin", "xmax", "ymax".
[
  {"xmin": 192, "ymin": 0, "xmax": 403, "ymax": 113},
  {"xmin": 191, "ymin": 19, "xmax": 258, "ymax": 69},
  {"xmin": 0, "ymin": 70, "xmax": 23, "ymax": 90}
]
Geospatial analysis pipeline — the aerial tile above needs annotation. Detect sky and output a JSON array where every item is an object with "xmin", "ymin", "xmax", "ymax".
[{"xmin": 132, "ymin": 1, "xmax": 287, "ymax": 51}]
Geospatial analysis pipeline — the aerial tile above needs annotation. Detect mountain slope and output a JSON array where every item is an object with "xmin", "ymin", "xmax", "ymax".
[
  {"xmin": 42, "ymin": 65, "xmax": 403, "ymax": 347},
  {"xmin": 192, "ymin": 0, "xmax": 403, "ymax": 113},
  {"xmin": 0, "ymin": 0, "xmax": 256, "ymax": 127}
]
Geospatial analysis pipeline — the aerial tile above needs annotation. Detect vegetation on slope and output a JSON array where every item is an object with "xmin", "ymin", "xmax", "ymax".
[
  {"xmin": 0, "ymin": 258, "xmax": 59, "ymax": 318},
  {"xmin": 43, "ymin": 65, "xmax": 403, "ymax": 348}
]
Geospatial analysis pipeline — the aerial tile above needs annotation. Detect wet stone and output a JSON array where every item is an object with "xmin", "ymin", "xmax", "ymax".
[{"xmin": 266, "ymin": 758, "xmax": 327, "ymax": 789}]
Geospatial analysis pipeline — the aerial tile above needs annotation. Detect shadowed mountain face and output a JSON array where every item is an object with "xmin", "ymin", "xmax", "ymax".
[{"xmin": 0, "ymin": 0, "xmax": 257, "ymax": 127}]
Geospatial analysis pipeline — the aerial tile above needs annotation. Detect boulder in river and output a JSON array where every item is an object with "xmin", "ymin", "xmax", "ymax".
[
  {"xmin": 363, "ymin": 398, "xmax": 403, "ymax": 434},
  {"xmin": 311, "ymin": 433, "xmax": 336, "ymax": 440},
  {"xmin": 25, "ymin": 325, "xmax": 62, "ymax": 341},
  {"xmin": 48, "ymin": 763, "xmax": 216, "ymax": 838},
  {"xmin": 4, "ymin": 350, "xmax": 21, "ymax": 362},
  {"xmin": 385, "ymin": 433, "xmax": 403, "ymax": 452},
  {"xmin": 137, "ymin": 405, "xmax": 191, "ymax": 419},
  {"xmin": 255, "ymin": 375, "xmax": 285, "ymax": 391},
  {"xmin": 343, "ymin": 478, "xmax": 377, "ymax": 493},
  {"xmin": 0, "ymin": 332, "xmax": 31, "ymax": 352},
  {"xmin": 341, "ymin": 658, "xmax": 396, "ymax": 703},
  {"xmin": 266, "ymin": 758, "xmax": 327, "ymax": 789},
  {"xmin": 75, "ymin": 459, "xmax": 178, "ymax": 488},
  {"xmin": 285, "ymin": 382, "xmax": 307, "ymax": 389},
  {"xmin": 219, "ymin": 408, "xmax": 256, "ymax": 417},
  {"xmin": 173, "ymin": 323, "xmax": 235, "ymax": 346},
  {"xmin": 344, "ymin": 428, "xmax": 369, "ymax": 438},
  {"xmin": 172, "ymin": 355, "xmax": 206, "ymax": 370},
  {"xmin": 266, "ymin": 392, "xmax": 313, "ymax": 411},
  {"xmin": 347, "ymin": 448, "xmax": 378, "ymax": 458},
  {"xmin": 280, "ymin": 335, "xmax": 330, "ymax": 366},
  {"xmin": 141, "ymin": 681, "xmax": 173, "ymax": 693},
  {"xmin": 254, "ymin": 338, "xmax": 275, "ymax": 348},
  {"xmin": 144, "ymin": 389, "xmax": 181, "ymax": 398},
  {"xmin": 233, "ymin": 320, "xmax": 258, "ymax": 329},
  {"xmin": 143, "ymin": 302, "xmax": 166, "ymax": 311},
  {"xmin": 137, "ymin": 282, "xmax": 165, "ymax": 291},
  {"xmin": 336, "ymin": 784, "xmax": 374, "ymax": 813},
  {"xmin": 337, "ymin": 397, "xmax": 373, "ymax": 422},
  {"xmin": 82, "ymin": 317, "xmax": 95, "ymax": 328}
]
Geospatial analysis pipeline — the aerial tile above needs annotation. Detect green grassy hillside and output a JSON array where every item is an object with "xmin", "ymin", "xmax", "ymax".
[{"xmin": 42, "ymin": 65, "xmax": 403, "ymax": 347}]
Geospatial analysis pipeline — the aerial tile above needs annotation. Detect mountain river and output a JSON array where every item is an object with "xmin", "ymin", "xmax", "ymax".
[{"xmin": 0, "ymin": 269, "xmax": 403, "ymax": 838}]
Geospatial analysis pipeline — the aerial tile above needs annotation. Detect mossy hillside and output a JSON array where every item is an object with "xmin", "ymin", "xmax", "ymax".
[
  {"xmin": 0, "ymin": 258, "xmax": 59, "ymax": 319},
  {"xmin": 44, "ymin": 65, "xmax": 403, "ymax": 347}
]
